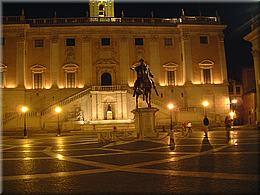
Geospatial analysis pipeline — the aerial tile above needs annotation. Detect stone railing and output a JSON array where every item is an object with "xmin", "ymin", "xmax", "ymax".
[
  {"xmin": 3, "ymin": 15, "xmax": 220, "ymax": 26},
  {"xmin": 91, "ymin": 85, "xmax": 128, "ymax": 91}
]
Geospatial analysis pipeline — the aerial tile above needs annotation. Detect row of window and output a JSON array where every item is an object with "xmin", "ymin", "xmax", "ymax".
[
  {"xmin": 166, "ymin": 68, "xmax": 212, "ymax": 86},
  {"xmin": 1, "ymin": 36, "xmax": 209, "ymax": 47},
  {"xmin": 0, "ymin": 68, "xmax": 212, "ymax": 89}
]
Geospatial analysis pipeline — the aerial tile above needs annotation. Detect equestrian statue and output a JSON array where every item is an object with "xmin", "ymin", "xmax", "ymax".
[{"xmin": 131, "ymin": 59, "xmax": 159, "ymax": 108}]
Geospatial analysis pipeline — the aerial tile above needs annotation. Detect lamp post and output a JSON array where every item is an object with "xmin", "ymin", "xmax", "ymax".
[
  {"xmin": 55, "ymin": 106, "xmax": 62, "ymax": 136},
  {"xmin": 202, "ymin": 100, "xmax": 209, "ymax": 116},
  {"xmin": 21, "ymin": 106, "xmax": 29, "ymax": 138},
  {"xmin": 167, "ymin": 103, "xmax": 174, "ymax": 131}
]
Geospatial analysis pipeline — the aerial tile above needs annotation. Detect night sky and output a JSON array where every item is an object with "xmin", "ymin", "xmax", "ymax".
[{"xmin": 2, "ymin": 2, "xmax": 259, "ymax": 82}]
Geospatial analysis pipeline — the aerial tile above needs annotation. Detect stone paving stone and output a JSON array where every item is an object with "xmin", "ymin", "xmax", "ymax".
[
  {"xmin": 2, "ymin": 171, "xmax": 259, "ymax": 194},
  {"xmin": 82, "ymin": 153, "xmax": 171, "ymax": 166},
  {"xmin": 3, "ymin": 151, "xmax": 51, "ymax": 158},
  {"xmin": 56, "ymin": 149, "xmax": 117, "ymax": 156},
  {"xmin": 140, "ymin": 153, "xmax": 259, "ymax": 175},
  {"xmin": 3, "ymin": 159, "xmax": 98, "ymax": 176},
  {"xmin": 108, "ymin": 140, "xmax": 165, "ymax": 151},
  {"xmin": 2, "ymin": 146, "xmax": 47, "ymax": 151}
]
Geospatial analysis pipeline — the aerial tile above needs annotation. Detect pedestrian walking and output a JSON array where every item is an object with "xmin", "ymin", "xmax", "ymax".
[
  {"xmin": 187, "ymin": 121, "xmax": 192, "ymax": 134},
  {"xmin": 225, "ymin": 115, "xmax": 232, "ymax": 140},
  {"xmin": 169, "ymin": 129, "xmax": 175, "ymax": 146},
  {"xmin": 203, "ymin": 116, "xmax": 209, "ymax": 137}
]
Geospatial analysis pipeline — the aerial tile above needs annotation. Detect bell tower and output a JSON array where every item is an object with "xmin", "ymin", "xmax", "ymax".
[{"xmin": 89, "ymin": 0, "xmax": 115, "ymax": 17}]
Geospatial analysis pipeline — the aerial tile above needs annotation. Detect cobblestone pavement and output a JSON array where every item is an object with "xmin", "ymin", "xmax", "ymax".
[{"xmin": 1, "ymin": 128, "xmax": 259, "ymax": 194}]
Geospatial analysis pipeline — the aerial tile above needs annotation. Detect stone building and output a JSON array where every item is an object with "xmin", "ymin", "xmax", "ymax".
[
  {"xmin": 1, "ymin": 0, "xmax": 230, "ymax": 131},
  {"xmin": 244, "ymin": 14, "xmax": 260, "ymax": 128}
]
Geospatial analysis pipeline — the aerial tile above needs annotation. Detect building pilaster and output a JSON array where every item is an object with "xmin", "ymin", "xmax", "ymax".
[
  {"xmin": 252, "ymin": 49, "xmax": 260, "ymax": 126},
  {"xmin": 218, "ymin": 34, "xmax": 228, "ymax": 83},
  {"xmin": 149, "ymin": 35, "xmax": 160, "ymax": 84},
  {"xmin": 16, "ymin": 32, "xmax": 26, "ymax": 88},
  {"xmin": 119, "ymin": 36, "xmax": 130, "ymax": 85},
  {"xmin": 181, "ymin": 32, "xmax": 193, "ymax": 85},
  {"xmin": 50, "ymin": 34, "xmax": 59, "ymax": 88},
  {"xmin": 82, "ymin": 35, "xmax": 92, "ymax": 87}
]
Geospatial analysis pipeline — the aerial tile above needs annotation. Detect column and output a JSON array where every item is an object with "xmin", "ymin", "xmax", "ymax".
[
  {"xmin": 50, "ymin": 34, "xmax": 59, "ymax": 88},
  {"xmin": 16, "ymin": 32, "xmax": 26, "ymax": 88},
  {"xmin": 82, "ymin": 35, "xmax": 92, "ymax": 87},
  {"xmin": 181, "ymin": 32, "xmax": 193, "ymax": 85},
  {"xmin": 91, "ymin": 92, "xmax": 97, "ymax": 120},
  {"xmin": 119, "ymin": 36, "xmax": 130, "ymax": 85},
  {"xmin": 218, "ymin": 34, "xmax": 228, "ymax": 83},
  {"xmin": 149, "ymin": 35, "xmax": 160, "ymax": 84}
]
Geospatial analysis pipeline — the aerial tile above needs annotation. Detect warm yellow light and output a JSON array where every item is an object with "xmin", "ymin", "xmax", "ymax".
[
  {"xmin": 167, "ymin": 103, "xmax": 174, "ymax": 110},
  {"xmin": 21, "ymin": 106, "xmax": 29, "ymax": 113},
  {"xmin": 202, "ymin": 100, "xmax": 209, "ymax": 107},
  {"xmin": 231, "ymin": 99, "xmax": 238, "ymax": 104},
  {"xmin": 55, "ymin": 106, "xmax": 62, "ymax": 113},
  {"xmin": 229, "ymin": 111, "xmax": 235, "ymax": 119}
]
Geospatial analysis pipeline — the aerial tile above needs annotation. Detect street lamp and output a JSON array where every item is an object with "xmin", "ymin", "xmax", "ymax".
[
  {"xmin": 55, "ymin": 106, "xmax": 62, "ymax": 136},
  {"xmin": 167, "ymin": 103, "xmax": 174, "ymax": 131},
  {"xmin": 21, "ymin": 106, "xmax": 29, "ymax": 138},
  {"xmin": 202, "ymin": 100, "xmax": 209, "ymax": 116}
]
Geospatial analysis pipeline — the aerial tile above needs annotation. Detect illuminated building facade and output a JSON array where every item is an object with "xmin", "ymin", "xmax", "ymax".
[{"xmin": 2, "ymin": 0, "xmax": 230, "ymax": 131}]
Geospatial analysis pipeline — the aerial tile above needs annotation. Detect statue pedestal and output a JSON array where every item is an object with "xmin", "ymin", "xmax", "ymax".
[{"xmin": 131, "ymin": 107, "xmax": 159, "ymax": 140}]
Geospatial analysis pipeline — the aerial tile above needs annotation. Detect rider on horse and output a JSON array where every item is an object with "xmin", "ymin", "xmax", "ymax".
[{"xmin": 131, "ymin": 59, "xmax": 159, "ymax": 108}]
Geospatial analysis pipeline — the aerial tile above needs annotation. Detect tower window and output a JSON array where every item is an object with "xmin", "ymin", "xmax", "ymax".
[
  {"xmin": 101, "ymin": 38, "xmax": 110, "ymax": 46},
  {"xmin": 66, "ymin": 38, "xmax": 75, "ymax": 46},
  {"xmin": 135, "ymin": 38, "xmax": 144, "ymax": 46},
  {"xmin": 200, "ymin": 36, "xmax": 209, "ymax": 44},
  {"xmin": 35, "ymin": 39, "xmax": 44, "ymax": 48}
]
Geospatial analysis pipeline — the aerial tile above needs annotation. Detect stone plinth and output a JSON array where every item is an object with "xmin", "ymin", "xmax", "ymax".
[{"xmin": 131, "ymin": 107, "xmax": 159, "ymax": 140}]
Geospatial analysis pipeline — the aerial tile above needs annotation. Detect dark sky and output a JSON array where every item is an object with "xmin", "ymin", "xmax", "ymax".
[{"xmin": 2, "ymin": 2, "xmax": 259, "ymax": 82}]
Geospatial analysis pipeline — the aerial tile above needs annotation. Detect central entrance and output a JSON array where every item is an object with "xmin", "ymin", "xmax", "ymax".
[{"xmin": 101, "ymin": 72, "xmax": 112, "ymax": 86}]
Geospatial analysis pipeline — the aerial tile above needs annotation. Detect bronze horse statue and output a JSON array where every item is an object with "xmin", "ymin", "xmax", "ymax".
[{"xmin": 131, "ymin": 59, "xmax": 159, "ymax": 108}]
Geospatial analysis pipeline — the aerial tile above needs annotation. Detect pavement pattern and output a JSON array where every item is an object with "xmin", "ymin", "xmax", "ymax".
[{"xmin": 1, "ymin": 128, "xmax": 259, "ymax": 194}]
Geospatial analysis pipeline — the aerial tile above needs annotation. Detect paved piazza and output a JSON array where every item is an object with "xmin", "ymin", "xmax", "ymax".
[{"xmin": 1, "ymin": 128, "xmax": 259, "ymax": 194}]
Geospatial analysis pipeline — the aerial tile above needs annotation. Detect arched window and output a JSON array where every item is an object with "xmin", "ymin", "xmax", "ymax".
[{"xmin": 101, "ymin": 72, "xmax": 112, "ymax": 86}]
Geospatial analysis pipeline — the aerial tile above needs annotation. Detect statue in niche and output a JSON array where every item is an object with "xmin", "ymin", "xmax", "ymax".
[{"xmin": 131, "ymin": 59, "xmax": 159, "ymax": 109}]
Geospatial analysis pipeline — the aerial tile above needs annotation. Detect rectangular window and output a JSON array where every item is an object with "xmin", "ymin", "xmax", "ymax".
[
  {"xmin": 101, "ymin": 38, "xmax": 110, "ymax": 46},
  {"xmin": 135, "ymin": 38, "xmax": 143, "ymax": 46},
  {"xmin": 0, "ymin": 72, "xmax": 4, "ymax": 88},
  {"xmin": 35, "ymin": 39, "xmax": 44, "ymax": 48},
  {"xmin": 236, "ymin": 86, "xmax": 241, "ymax": 94},
  {"xmin": 1, "ymin": 37, "xmax": 5, "ymax": 46},
  {"xmin": 200, "ymin": 36, "xmax": 208, "ymax": 44},
  {"xmin": 167, "ymin": 71, "xmax": 175, "ymax": 86},
  {"xmin": 33, "ymin": 73, "xmax": 42, "ymax": 89},
  {"xmin": 164, "ymin": 38, "xmax": 173, "ymax": 46},
  {"xmin": 228, "ymin": 85, "xmax": 234, "ymax": 94},
  {"xmin": 67, "ymin": 72, "xmax": 75, "ymax": 88},
  {"xmin": 66, "ymin": 38, "xmax": 75, "ymax": 46},
  {"xmin": 203, "ymin": 69, "xmax": 211, "ymax": 84}
]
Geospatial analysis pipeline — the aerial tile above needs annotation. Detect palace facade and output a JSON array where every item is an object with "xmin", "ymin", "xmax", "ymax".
[{"xmin": 1, "ymin": 0, "xmax": 230, "ymax": 131}]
